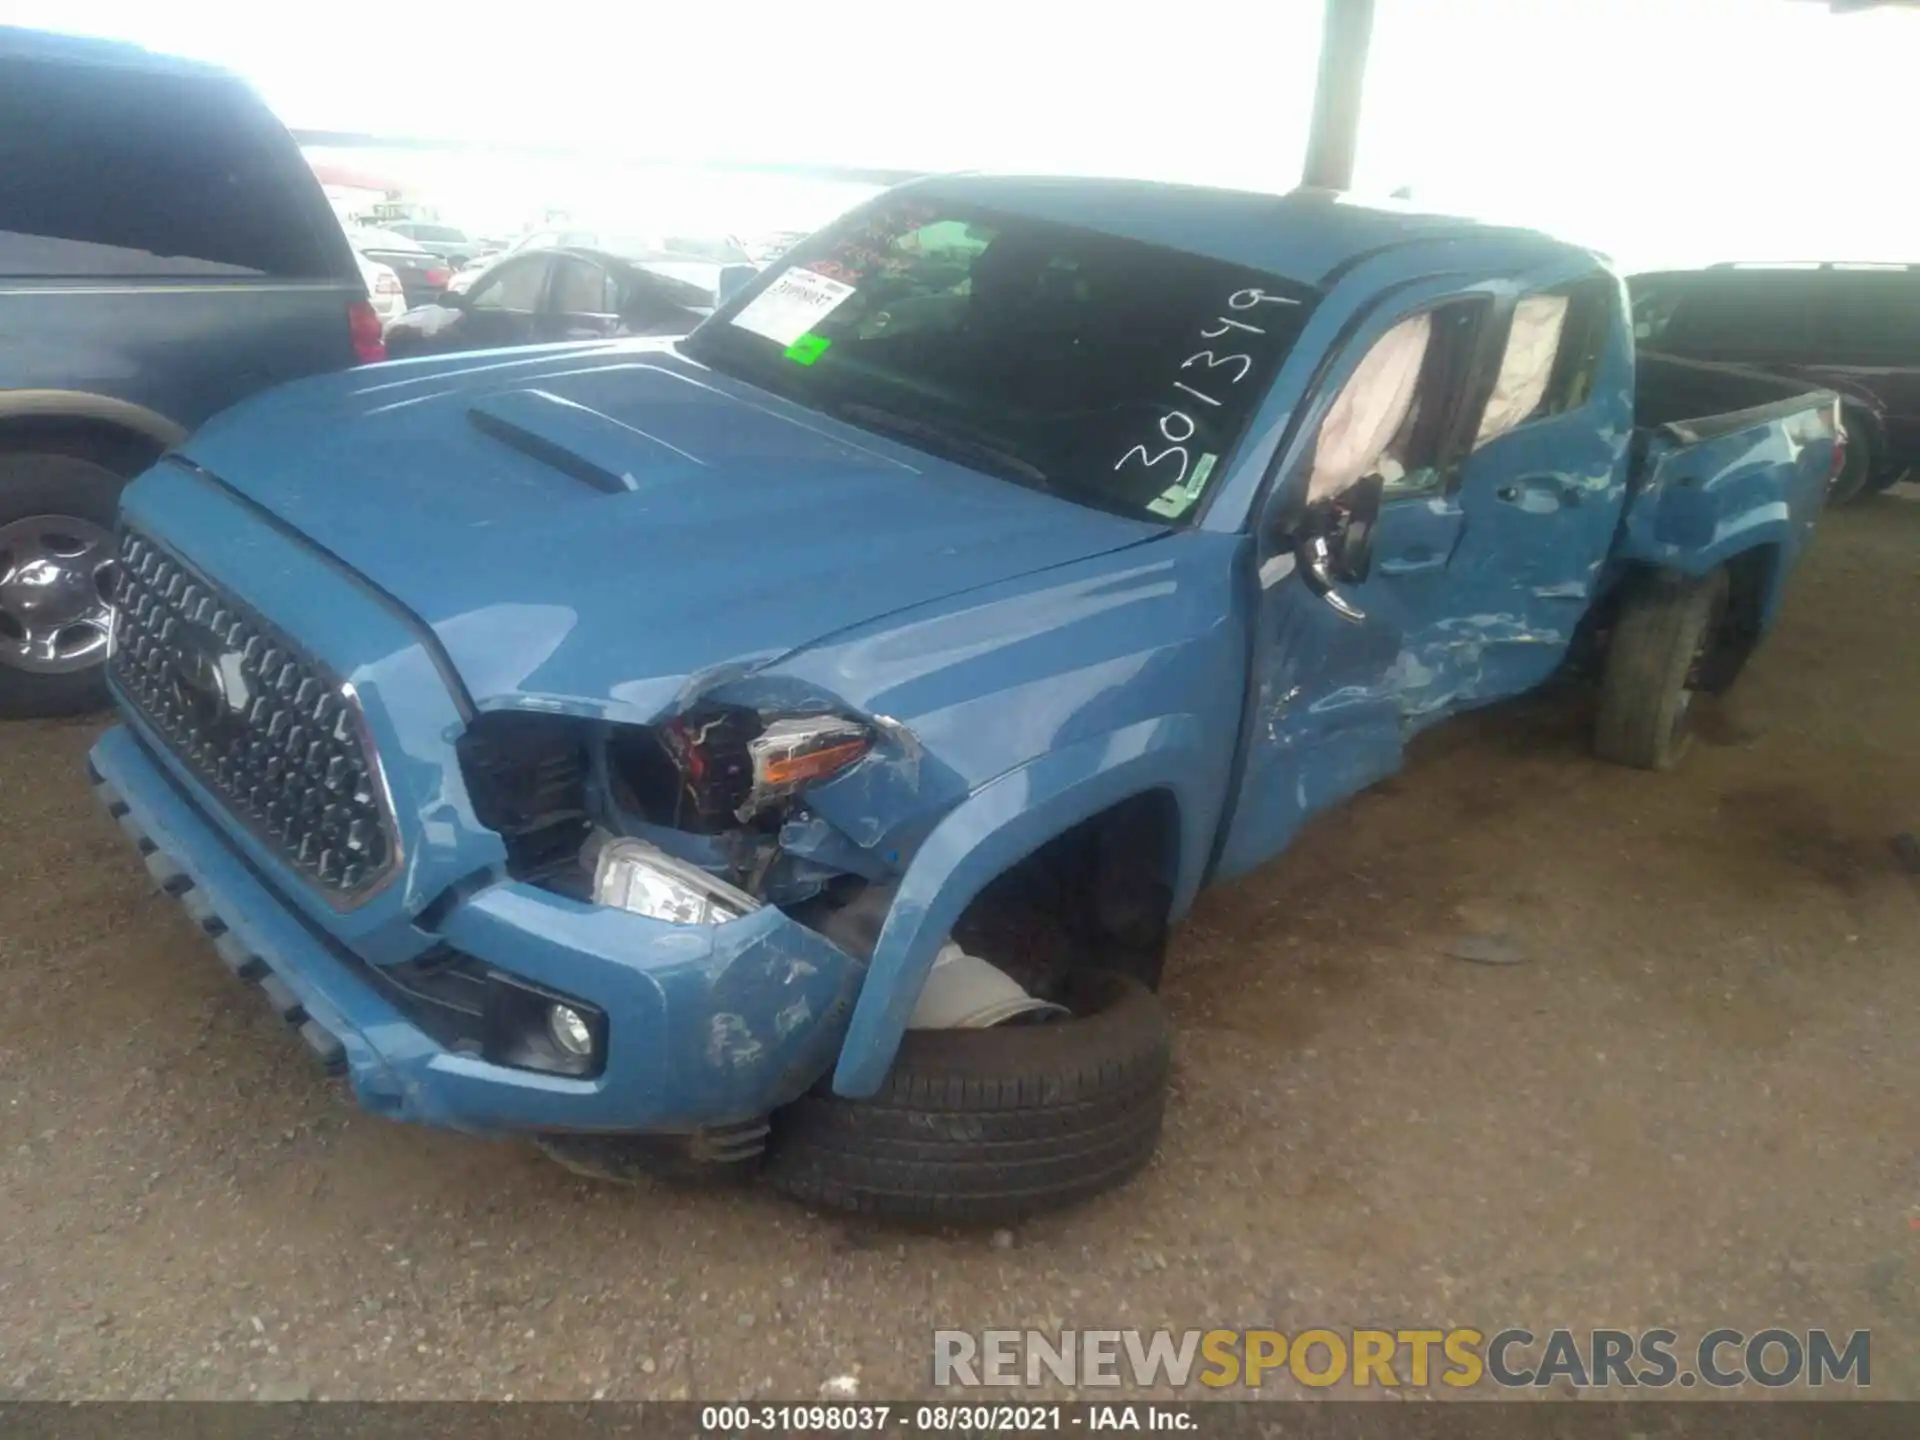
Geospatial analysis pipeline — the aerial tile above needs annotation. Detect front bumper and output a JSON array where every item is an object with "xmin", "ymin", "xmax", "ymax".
[{"xmin": 89, "ymin": 725, "xmax": 865, "ymax": 1137}]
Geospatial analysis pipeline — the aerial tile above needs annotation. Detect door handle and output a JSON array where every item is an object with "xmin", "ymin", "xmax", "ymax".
[{"xmin": 1496, "ymin": 476, "xmax": 1581, "ymax": 510}]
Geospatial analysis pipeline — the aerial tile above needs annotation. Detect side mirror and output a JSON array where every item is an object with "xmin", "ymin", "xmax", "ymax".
[
  {"xmin": 436, "ymin": 287, "xmax": 467, "ymax": 310},
  {"xmin": 1284, "ymin": 472, "xmax": 1385, "ymax": 625}
]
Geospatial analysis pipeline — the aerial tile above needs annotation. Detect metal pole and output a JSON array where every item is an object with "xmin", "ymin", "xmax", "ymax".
[{"xmin": 1302, "ymin": 0, "xmax": 1377, "ymax": 191}]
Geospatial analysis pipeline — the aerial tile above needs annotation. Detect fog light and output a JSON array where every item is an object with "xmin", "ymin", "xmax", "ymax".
[{"xmin": 548, "ymin": 1003, "xmax": 594, "ymax": 1057}]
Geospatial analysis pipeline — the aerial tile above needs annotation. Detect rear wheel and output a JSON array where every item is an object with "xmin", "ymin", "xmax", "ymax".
[
  {"xmin": 1865, "ymin": 463, "xmax": 1909, "ymax": 496},
  {"xmin": 1594, "ymin": 567, "xmax": 1729, "ymax": 772},
  {"xmin": 764, "ymin": 969, "xmax": 1171, "ymax": 1223},
  {"xmin": 0, "ymin": 453, "xmax": 128, "ymax": 719}
]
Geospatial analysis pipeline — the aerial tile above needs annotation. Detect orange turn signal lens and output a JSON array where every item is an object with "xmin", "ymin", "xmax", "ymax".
[
  {"xmin": 758, "ymin": 735, "xmax": 871, "ymax": 788},
  {"xmin": 740, "ymin": 716, "xmax": 875, "ymax": 818}
]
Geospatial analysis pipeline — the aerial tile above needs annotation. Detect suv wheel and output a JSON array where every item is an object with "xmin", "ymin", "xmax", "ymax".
[
  {"xmin": 763, "ymin": 969, "xmax": 1172, "ymax": 1223},
  {"xmin": 0, "ymin": 453, "xmax": 127, "ymax": 719}
]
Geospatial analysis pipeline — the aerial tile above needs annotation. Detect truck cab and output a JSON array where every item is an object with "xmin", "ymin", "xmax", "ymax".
[{"xmin": 86, "ymin": 179, "xmax": 1840, "ymax": 1220}]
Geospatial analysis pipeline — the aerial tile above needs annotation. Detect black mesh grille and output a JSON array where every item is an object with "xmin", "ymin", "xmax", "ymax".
[{"xmin": 109, "ymin": 527, "xmax": 397, "ymax": 902}]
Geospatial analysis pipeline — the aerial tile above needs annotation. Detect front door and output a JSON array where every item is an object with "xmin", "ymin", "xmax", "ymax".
[
  {"xmin": 1214, "ymin": 274, "xmax": 1510, "ymax": 881},
  {"xmin": 456, "ymin": 254, "xmax": 552, "ymax": 351}
]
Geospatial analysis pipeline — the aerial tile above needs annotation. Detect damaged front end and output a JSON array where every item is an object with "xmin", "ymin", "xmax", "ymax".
[
  {"xmin": 445, "ymin": 690, "xmax": 1078, "ymax": 1118},
  {"xmin": 454, "ymin": 694, "xmax": 913, "ymax": 919}
]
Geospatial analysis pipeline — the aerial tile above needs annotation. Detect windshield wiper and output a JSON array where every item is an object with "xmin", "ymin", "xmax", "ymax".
[{"xmin": 830, "ymin": 402, "xmax": 1052, "ymax": 487}]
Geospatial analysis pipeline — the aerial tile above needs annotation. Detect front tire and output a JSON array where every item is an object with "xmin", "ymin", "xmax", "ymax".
[
  {"xmin": 764, "ymin": 970, "xmax": 1172, "ymax": 1223},
  {"xmin": 0, "ymin": 453, "xmax": 129, "ymax": 719},
  {"xmin": 1594, "ymin": 567, "xmax": 1729, "ymax": 772}
]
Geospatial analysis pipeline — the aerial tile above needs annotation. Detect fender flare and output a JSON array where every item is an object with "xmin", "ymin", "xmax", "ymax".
[
  {"xmin": 0, "ymin": 390, "xmax": 188, "ymax": 452},
  {"xmin": 830, "ymin": 714, "xmax": 1209, "ymax": 1098}
]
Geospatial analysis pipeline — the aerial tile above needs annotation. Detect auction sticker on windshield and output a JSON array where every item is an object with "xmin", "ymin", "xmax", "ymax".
[{"xmin": 732, "ymin": 268, "xmax": 856, "ymax": 345}]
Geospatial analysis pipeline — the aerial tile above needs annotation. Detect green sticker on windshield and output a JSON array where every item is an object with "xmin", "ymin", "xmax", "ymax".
[
  {"xmin": 1145, "ymin": 453, "xmax": 1217, "ymax": 519},
  {"xmin": 784, "ymin": 333, "xmax": 832, "ymax": 366}
]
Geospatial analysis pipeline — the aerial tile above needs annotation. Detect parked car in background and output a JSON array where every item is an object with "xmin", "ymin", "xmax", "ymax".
[
  {"xmin": 87, "ymin": 179, "xmax": 1840, "ymax": 1219},
  {"xmin": 357, "ymin": 254, "xmax": 408, "ymax": 325},
  {"xmin": 347, "ymin": 225, "xmax": 451, "ymax": 307},
  {"xmin": 383, "ymin": 219, "xmax": 485, "ymax": 269},
  {"xmin": 498, "ymin": 229, "xmax": 753, "ymax": 306},
  {"xmin": 1629, "ymin": 262, "xmax": 1920, "ymax": 502},
  {"xmin": 444, "ymin": 256, "xmax": 494, "ymax": 296},
  {"xmin": 0, "ymin": 24, "xmax": 379, "ymax": 719},
  {"xmin": 384, "ymin": 247, "xmax": 712, "ymax": 358},
  {"xmin": 735, "ymin": 230, "xmax": 809, "ymax": 265}
]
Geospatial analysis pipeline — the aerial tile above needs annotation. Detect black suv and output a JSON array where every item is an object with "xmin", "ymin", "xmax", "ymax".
[
  {"xmin": 1629, "ymin": 263, "xmax": 1920, "ymax": 504},
  {"xmin": 1, "ymin": 26, "xmax": 379, "ymax": 718}
]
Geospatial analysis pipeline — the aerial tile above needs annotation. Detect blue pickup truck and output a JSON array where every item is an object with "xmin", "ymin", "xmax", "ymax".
[{"xmin": 88, "ymin": 179, "xmax": 1841, "ymax": 1220}]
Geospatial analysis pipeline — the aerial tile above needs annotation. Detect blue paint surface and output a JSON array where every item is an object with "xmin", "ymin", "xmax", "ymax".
[{"xmin": 94, "ymin": 180, "xmax": 1839, "ymax": 1135}]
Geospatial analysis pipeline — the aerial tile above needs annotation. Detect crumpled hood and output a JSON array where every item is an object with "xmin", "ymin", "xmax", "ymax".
[{"xmin": 182, "ymin": 343, "xmax": 1161, "ymax": 721}]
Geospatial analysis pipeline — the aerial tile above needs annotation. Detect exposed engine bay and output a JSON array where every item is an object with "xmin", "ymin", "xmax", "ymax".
[{"xmin": 457, "ymin": 703, "xmax": 887, "ymax": 906}]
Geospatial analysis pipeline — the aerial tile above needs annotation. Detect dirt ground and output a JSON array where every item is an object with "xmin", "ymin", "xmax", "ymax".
[{"xmin": 0, "ymin": 491, "xmax": 1915, "ymax": 1403}]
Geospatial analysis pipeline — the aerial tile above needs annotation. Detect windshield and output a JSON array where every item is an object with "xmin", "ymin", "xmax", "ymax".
[{"xmin": 682, "ymin": 196, "xmax": 1315, "ymax": 522}]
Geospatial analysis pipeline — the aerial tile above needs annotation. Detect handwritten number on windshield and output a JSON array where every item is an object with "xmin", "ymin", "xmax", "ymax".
[
  {"xmin": 1179, "ymin": 350, "xmax": 1254, "ymax": 400},
  {"xmin": 1117, "ymin": 443, "xmax": 1190, "ymax": 487},
  {"xmin": 1200, "ymin": 315, "xmax": 1264, "ymax": 339},
  {"xmin": 1114, "ymin": 284, "xmax": 1296, "ymax": 497},
  {"xmin": 1228, "ymin": 287, "xmax": 1299, "ymax": 311}
]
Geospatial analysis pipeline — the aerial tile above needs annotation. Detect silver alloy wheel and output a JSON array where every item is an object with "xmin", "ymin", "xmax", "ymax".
[{"xmin": 0, "ymin": 514, "xmax": 118, "ymax": 675}]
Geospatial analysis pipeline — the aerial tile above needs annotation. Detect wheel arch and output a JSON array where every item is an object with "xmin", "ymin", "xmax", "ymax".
[
  {"xmin": 0, "ymin": 392, "xmax": 186, "ymax": 475},
  {"xmin": 830, "ymin": 716, "xmax": 1207, "ymax": 1098}
]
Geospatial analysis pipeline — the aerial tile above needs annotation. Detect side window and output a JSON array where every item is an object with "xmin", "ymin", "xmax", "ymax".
[
  {"xmin": 550, "ymin": 256, "xmax": 612, "ymax": 315},
  {"xmin": 1631, "ymin": 282, "xmax": 1677, "ymax": 343},
  {"xmin": 1308, "ymin": 299, "xmax": 1488, "ymax": 504},
  {"xmin": 1663, "ymin": 278, "xmax": 1812, "ymax": 357},
  {"xmin": 0, "ymin": 59, "xmax": 330, "ymax": 279},
  {"xmin": 1817, "ymin": 274, "xmax": 1920, "ymax": 364},
  {"xmin": 470, "ymin": 257, "xmax": 548, "ymax": 312},
  {"xmin": 1473, "ymin": 279, "xmax": 1613, "ymax": 448}
]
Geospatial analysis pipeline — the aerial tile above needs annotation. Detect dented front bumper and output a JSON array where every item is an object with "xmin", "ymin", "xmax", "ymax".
[{"xmin": 89, "ymin": 725, "xmax": 866, "ymax": 1137}]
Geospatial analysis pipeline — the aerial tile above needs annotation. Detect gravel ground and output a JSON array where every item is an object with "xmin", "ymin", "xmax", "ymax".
[{"xmin": 0, "ymin": 491, "xmax": 1915, "ymax": 1402}]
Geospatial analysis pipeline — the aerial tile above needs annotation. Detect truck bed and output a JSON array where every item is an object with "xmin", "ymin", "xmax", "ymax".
[
  {"xmin": 1634, "ymin": 349, "xmax": 1835, "ymax": 440},
  {"xmin": 1616, "ymin": 350, "xmax": 1841, "ymax": 634}
]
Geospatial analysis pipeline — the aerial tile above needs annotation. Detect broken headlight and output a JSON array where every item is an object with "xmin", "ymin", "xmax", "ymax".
[
  {"xmin": 617, "ymin": 709, "xmax": 874, "ymax": 833},
  {"xmin": 742, "ymin": 716, "xmax": 872, "ymax": 818},
  {"xmin": 592, "ymin": 836, "xmax": 761, "ymax": 925}
]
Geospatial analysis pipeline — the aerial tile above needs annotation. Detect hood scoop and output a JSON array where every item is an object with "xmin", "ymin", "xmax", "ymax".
[{"xmin": 466, "ymin": 388, "xmax": 706, "ymax": 495}]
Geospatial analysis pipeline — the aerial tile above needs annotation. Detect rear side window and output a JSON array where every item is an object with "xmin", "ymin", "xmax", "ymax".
[
  {"xmin": 1474, "ymin": 277, "xmax": 1614, "ymax": 448},
  {"xmin": 0, "ymin": 58, "xmax": 335, "ymax": 280},
  {"xmin": 1816, "ymin": 274, "xmax": 1920, "ymax": 363},
  {"xmin": 1660, "ymin": 277, "xmax": 1815, "ymax": 357}
]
